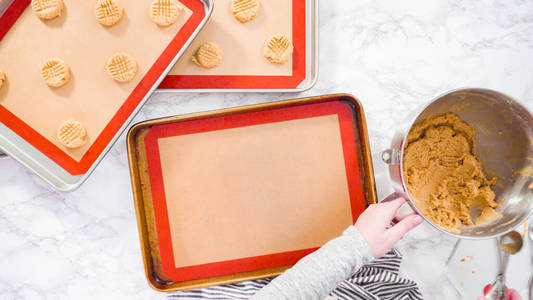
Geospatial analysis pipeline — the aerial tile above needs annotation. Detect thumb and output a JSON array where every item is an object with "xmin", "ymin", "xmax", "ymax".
[{"xmin": 386, "ymin": 215, "xmax": 423, "ymax": 242}]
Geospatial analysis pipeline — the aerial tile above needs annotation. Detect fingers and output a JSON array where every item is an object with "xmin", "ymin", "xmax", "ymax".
[
  {"xmin": 385, "ymin": 214, "xmax": 423, "ymax": 242},
  {"xmin": 381, "ymin": 197, "xmax": 405, "ymax": 211},
  {"xmin": 381, "ymin": 197, "xmax": 407, "ymax": 219},
  {"xmin": 392, "ymin": 212, "xmax": 418, "ymax": 224},
  {"xmin": 396, "ymin": 212, "xmax": 417, "ymax": 221}
]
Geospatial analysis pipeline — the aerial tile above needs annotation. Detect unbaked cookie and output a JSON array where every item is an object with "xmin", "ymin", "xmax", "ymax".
[
  {"xmin": 94, "ymin": 0, "xmax": 124, "ymax": 26},
  {"xmin": 106, "ymin": 52, "xmax": 138, "ymax": 82},
  {"xmin": 192, "ymin": 42, "xmax": 223, "ymax": 69},
  {"xmin": 231, "ymin": 0, "xmax": 259, "ymax": 23},
  {"xmin": 263, "ymin": 34, "xmax": 293, "ymax": 64},
  {"xmin": 0, "ymin": 71, "xmax": 5, "ymax": 91},
  {"xmin": 150, "ymin": 0, "xmax": 183, "ymax": 26},
  {"xmin": 31, "ymin": 0, "xmax": 63, "ymax": 20},
  {"xmin": 57, "ymin": 119, "xmax": 87, "ymax": 149},
  {"xmin": 41, "ymin": 58, "xmax": 71, "ymax": 87}
]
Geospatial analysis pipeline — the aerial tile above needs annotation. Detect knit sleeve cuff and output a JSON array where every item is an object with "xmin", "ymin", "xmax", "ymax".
[{"xmin": 342, "ymin": 225, "xmax": 375, "ymax": 263}]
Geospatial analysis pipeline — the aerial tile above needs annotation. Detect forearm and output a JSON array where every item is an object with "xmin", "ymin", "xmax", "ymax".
[{"xmin": 251, "ymin": 226, "xmax": 374, "ymax": 300}]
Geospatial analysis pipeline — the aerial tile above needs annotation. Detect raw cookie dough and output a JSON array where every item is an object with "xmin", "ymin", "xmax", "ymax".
[
  {"xmin": 150, "ymin": 0, "xmax": 183, "ymax": 26},
  {"xmin": 106, "ymin": 52, "xmax": 138, "ymax": 82},
  {"xmin": 263, "ymin": 34, "xmax": 293, "ymax": 64},
  {"xmin": 0, "ymin": 71, "xmax": 5, "ymax": 90},
  {"xmin": 94, "ymin": 0, "xmax": 124, "ymax": 26},
  {"xmin": 403, "ymin": 113, "xmax": 501, "ymax": 233},
  {"xmin": 192, "ymin": 42, "xmax": 223, "ymax": 69},
  {"xmin": 57, "ymin": 119, "xmax": 87, "ymax": 148},
  {"xmin": 31, "ymin": 0, "xmax": 63, "ymax": 20},
  {"xmin": 231, "ymin": 0, "xmax": 259, "ymax": 23},
  {"xmin": 41, "ymin": 58, "xmax": 71, "ymax": 87}
]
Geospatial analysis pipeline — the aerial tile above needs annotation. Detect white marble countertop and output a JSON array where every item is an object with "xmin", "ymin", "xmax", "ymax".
[{"xmin": 1, "ymin": 0, "xmax": 533, "ymax": 299}]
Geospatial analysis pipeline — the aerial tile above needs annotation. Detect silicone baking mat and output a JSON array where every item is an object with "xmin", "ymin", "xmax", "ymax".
[
  {"xmin": 0, "ymin": 0, "xmax": 205, "ymax": 175},
  {"xmin": 143, "ymin": 100, "xmax": 367, "ymax": 282},
  {"xmin": 159, "ymin": 0, "xmax": 306, "ymax": 90}
]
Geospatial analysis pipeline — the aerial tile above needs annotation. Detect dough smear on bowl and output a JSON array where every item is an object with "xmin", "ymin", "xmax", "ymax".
[{"xmin": 403, "ymin": 113, "xmax": 501, "ymax": 233}]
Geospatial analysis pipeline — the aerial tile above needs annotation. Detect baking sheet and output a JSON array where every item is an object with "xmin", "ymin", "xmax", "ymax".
[
  {"xmin": 0, "ymin": 0, "xmax": 205, "ymax": 176},
  {"xmin": 169, "ymin": 0, "xmax": 292, "ymax": 76},
  {"xmin": 159, "ymin": 0, "xmax": 308, "ymax": 90},
  {"xmin": 127, "ymin": 94, "xmax": 377, "ymax": 291},
  {"xmin": 143, "ymin": 100, "xmax": 367, "ymax": 282}
]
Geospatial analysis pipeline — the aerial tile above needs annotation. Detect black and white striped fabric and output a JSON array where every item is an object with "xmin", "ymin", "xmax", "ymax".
[
  {"xmin": 168, "ymin": 249, "xmax": 423, "ymax": 300},
  {"xmin": 330, "ymin": 249, "xmax": 423, "ymax": 300}
]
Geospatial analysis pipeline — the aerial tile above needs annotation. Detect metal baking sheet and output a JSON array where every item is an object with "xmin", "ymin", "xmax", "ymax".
[
  {"xmin": 157, "ymin": 0, "xmax": 318, "ymax": 93},
  {"xmin": 0, "ymin": 0, "xmax": 213, "ymax": 190},
  {"xmin": 126, "ymin": 94, "xmax": 377, "ymax": 292}
]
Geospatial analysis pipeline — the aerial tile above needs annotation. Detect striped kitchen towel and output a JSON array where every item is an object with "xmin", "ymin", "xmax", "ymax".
[{"xmin": 168, "ymin": 249, "xmax": 423, "ymax": 300}]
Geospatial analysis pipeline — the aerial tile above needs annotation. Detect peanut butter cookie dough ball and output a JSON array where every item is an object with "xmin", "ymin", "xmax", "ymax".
[
  {"xmin": 57, "ymin": 119, "xmax": 87, "ymax": 149},
  {"xmin": 94, "ymin": 0, "xmax": 124, "ymax": 26},
  {"xmin": 263, "ymin": 34, "xmax": 293, "ymax": 64},
  {"xmin": 231, "ymin": 0, "xmax": 259, "ymax": 23},
  {"xmin": 31, "ymin": 0, "xmax": 63, "ymax": 20},
  {"xmin": 106, "ymin": 52, "xmax": 138, "ymax": 82},
  {"xmin": 41, "ymin": 58, "xmax": 71, "ymax": 87},
  {"xmin": 150, "ymin": 0, "xmax": 183, "ymax": 26},
  {"xmin": 192, "ymin": 42, "xmax": 223, "ymax": 69}
]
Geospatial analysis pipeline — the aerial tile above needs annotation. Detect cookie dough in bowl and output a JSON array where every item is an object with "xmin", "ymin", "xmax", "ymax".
[{"xmin": 403, "ymin": 113, "xmax": 501, "ymax": 233}]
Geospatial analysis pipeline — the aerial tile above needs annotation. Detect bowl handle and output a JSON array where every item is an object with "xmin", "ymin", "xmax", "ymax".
[{"xmin": 382, "ymin": 149, "xmax": 401, "ymax": 165}]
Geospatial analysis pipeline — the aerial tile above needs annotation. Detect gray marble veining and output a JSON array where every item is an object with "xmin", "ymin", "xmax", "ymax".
[{"xmin": 1, "ymin": 0, "xmax": 533, "ymax": 299}]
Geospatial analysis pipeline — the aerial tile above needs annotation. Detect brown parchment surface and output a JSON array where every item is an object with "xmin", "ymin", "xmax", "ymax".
[{"xmin": 157, "ymin": 114, "xmax": 353, "ymax": 268}]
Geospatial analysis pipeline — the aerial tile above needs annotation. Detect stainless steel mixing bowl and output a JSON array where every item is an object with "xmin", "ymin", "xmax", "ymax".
[{"xmin": 382, "ymin": 88, "xmax": 533, "ymax": 239}]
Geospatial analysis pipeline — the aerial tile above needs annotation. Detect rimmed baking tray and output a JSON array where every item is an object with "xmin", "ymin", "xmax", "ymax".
[
  {"xmin": 127, "ymin": 94, "xmax": 377, "ymax": 292},
  {"xmin": 0, "ymin": 0, "xmax": 213, "ymax": 190},
  {"xmin": 157, "ymin": 0, "xmax": 318, "ymax": 92}
]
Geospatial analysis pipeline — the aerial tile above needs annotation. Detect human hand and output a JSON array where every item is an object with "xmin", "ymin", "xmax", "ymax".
[
  {"xmin": 354, "ymin": 197, "xmax": 423, "ymax": 258},
  {"xmin": 477, "ymin": 284, "xmax": 522, "ymax": 300}
]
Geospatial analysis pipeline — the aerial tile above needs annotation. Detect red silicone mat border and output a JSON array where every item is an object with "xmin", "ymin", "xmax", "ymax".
[
  {"xmin": 143, "ymin": 100, "xmax": 366, "ymax": 282},
  {"xmin": 158, "ymin": 0, "xmax": 306, "ymax": 90},
  {"xmin": 0, "ymin": 0, "xmax": 205, "ymax": 175}
]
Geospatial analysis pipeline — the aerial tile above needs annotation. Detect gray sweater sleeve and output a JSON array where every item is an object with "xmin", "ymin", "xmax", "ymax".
[{"xmin": 250, "ymin": 226, "xmax": 374, "ymax": 300}]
